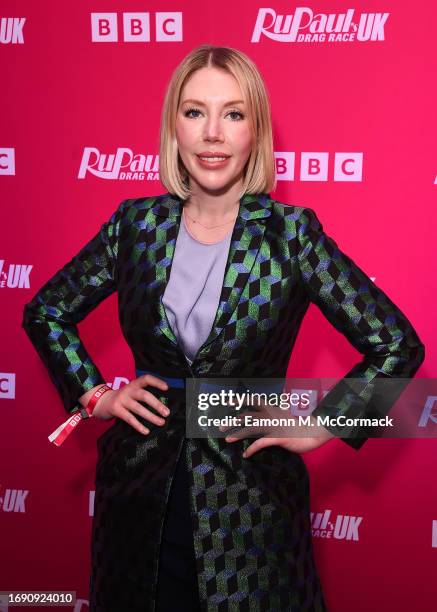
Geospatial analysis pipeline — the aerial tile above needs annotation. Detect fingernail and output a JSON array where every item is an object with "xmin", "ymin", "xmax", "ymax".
[
  {"xmin": 142, "ymin": 427, "xmax": 149, "ymax": 434},
  {"xmin": 163, "ymin": 408, "xmax": 170, "ymax": 416},
  {"xmin": 242, "ymin": 451, "xmax": 247, "ymax": 458}
]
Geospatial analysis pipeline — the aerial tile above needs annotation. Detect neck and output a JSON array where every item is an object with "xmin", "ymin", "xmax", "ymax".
[{"xmin": 183, "ymin": 180, "xmax": 242, "ymax": 223}]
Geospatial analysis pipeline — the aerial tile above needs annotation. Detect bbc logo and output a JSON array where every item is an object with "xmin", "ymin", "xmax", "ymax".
[
  {"xmin": 0, "ymin": 373, "xmax": 15, "ymax": 399},
  {"xmin": 0, "ymin": 148, "xmax": 15, "ymax": 175},
  {"xmin": 275, "ymin": 152, "xmax": 363, "ymax": 182},
  {"xmin": 91, "ymin": 12, "xmax": 183, "ymax": 42}
]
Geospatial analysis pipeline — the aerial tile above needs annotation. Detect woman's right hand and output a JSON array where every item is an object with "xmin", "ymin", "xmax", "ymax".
[{"xmin": 91, "ymin": 374, "xmax": 170, "ymax": 435}]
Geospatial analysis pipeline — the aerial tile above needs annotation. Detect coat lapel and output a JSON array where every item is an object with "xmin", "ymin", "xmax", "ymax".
[{"xmin": 147, "ymin": 191, "xmax": 273, "ymax": 361}]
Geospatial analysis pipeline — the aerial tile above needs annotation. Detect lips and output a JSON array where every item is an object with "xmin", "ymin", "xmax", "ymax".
[
  {"xmin": 197, "ymin": 151, "xmax": 230, "ymax": 159},
  {"xmin": 198, "ymin": 156, "xmax": 228, "ymax": 161},
  {"xmin": 196, "ymin": 152, "xmax": 231, "ymax": 169}
]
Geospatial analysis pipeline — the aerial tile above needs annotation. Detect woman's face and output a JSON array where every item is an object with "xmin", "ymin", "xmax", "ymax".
[{"xmin": 175, "ymin": 67, "xmax": 253, "ymax": 196}]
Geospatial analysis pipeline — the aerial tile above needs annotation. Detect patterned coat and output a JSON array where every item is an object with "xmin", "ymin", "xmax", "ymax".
[{"xmin": 22, "ymin": 192, "xmax": 425, "ymax": 611}]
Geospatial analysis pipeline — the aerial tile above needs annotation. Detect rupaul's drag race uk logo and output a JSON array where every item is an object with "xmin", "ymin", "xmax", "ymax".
[
  {"xmin": 311, "ymin": 509, "xmax": 363, "ymax": 541},
  {"xmin": 252, "ymin": 7, "xmax": 389, "ymax": 43},
  {"xmin": 78, "ymin": 147, "xmax": 159, "ymax": 181},
  {"xmin": 0, "ymin": 486, "xmax": 29, "ymax": 513},
  {"xmin": 0, "ymin": 261, "xmax": 32, "ymax": 289},
  {"xmin": 0, "ymin": 18, "xmax": 25, "ymax": 44}
]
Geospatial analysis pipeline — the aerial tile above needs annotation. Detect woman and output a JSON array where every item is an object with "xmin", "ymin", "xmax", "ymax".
[{"xmin": 22, "ymin": 45, "xmax": 425, "ymax": 611}]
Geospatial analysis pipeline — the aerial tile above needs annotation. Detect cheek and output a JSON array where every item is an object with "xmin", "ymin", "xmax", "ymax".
[
  {"xmin": 175, "ymin": 121, "xmax": 192, "ymax": 149},
  {"xmin": 176, "ymin": 121, "xmax": 198, "ymax": 147},
  {"xmin": 233, "ymin": 127, "xmax": 253, "ymax": 159}
]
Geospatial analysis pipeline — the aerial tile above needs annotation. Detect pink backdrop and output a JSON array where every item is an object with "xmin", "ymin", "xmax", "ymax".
[{"xmin": 1, "ymin": 1, "xmax": 435, "ymax": 610}]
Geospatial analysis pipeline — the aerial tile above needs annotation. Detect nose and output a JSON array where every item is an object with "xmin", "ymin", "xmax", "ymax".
[{"xmin": 203, "ymin": 114, "xmax": 224, "ymax": 142}]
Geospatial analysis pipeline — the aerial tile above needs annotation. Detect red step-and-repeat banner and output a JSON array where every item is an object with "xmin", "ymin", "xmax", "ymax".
[{"xmin": 1, "ymin": 1, "xmax": 435, "ymax": 610}]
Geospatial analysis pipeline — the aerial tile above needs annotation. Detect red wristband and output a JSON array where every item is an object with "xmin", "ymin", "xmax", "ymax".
[
  {"xmin": 48, "ymin": 384, "xmax": 112, "ymax": 447},
  {"xmin": 85, "ymin": 384, "xmax": 112, "ymax": 416}
]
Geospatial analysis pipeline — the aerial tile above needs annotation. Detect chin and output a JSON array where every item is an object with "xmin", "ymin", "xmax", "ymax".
[{"xmin": 191, "ymin": 174, "xmax": 235, "ymax": 193}]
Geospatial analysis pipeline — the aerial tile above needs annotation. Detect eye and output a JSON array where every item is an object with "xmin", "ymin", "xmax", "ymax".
[
  {"xmin": 228, "ymin": 111, "xmax": 244, "ymax": 121},
  {"xmin": 182, "ymin": 107, "xmax": 245, "ymax": 121},
  {"xmin": 184, "ymin": 107, "xmax": 201, "ymax": 118}
]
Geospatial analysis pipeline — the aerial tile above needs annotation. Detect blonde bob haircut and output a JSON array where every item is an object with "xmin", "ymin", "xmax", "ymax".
[{"xmin": 159, "ymin": 44, "xmax": 277, "ymax": 201}]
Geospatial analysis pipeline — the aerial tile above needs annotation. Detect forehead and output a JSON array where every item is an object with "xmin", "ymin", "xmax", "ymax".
[{"xmin": 180, "ymin": 67, "xmax": 244, "ymax": 102}]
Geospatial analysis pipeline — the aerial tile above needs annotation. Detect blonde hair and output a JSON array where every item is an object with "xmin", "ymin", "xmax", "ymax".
[{"xmin": 159, "ymin": 44, "xmax": 277, "ymax": 201}]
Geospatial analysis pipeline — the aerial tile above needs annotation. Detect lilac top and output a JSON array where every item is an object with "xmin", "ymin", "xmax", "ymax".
[{"xmin": 162, "ymin": 209, "xmax": 233, "ymax": 365}]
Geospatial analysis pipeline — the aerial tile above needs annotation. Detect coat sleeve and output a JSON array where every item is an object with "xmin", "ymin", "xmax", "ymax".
[
  {"xmin": 21, "ymin": 200, "xmax": 128, "ymax": 415},
  {"xmin": 296, "ymin": 207, "xmax": 425, "ymax": 450}
]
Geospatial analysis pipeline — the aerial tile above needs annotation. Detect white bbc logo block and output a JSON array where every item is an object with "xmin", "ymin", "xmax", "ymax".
[
  {"xmin": 300, "ymin": 152, "xmax": 329, "ymax": 182},
  {"xmin": 275, "ymin": 152, "xmax": 295, "ymax": 181},
  {"xmin": 0, "ymin": 373, "xmax": 15, "ymax": 399},
  {"xmin": 91, "ymin": 12, "xmax": 182, "ymax": 42},
  {"xmin": 0, "ymin": 148, "xmax": 15, "ymax": 175},
  {"xmin": 123, "ymin": 13, "xmax": 150, "ymax": 41},
  {"xmin": 156, "ymin": 12, "xmax": 183, "ymax": 41},
  {"xmin": 91, "ymin": 13, "xmax": 118, "ymax": 42},
  {"xmin": 334, "ymin": 152, "xmax": 363, "ymax": 181}
]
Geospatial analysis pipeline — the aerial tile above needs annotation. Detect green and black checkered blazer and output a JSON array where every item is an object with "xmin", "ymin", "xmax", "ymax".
[{"xmin": 22, "ymin": 192, "xmax": 424, "ymax": 611}]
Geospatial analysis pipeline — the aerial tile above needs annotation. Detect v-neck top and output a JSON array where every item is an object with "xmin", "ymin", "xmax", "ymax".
[{"xmin": 162, "ymin": 208, "xmax": 234, "ymax": 365}]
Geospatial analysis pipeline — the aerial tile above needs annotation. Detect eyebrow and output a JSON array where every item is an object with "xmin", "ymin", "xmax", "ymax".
[{"xmin": 180, "ymin": 98, "xmax": 245, "ymax": 107}]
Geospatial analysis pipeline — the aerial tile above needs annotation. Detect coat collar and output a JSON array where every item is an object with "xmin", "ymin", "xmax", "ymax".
[
  {"xmin": 151, "ymin": 191, "xmax": 272, "ymax": 221},
  {"xmin": 148, "ymin": 191, "xmax": 273, "ymax": 366}
]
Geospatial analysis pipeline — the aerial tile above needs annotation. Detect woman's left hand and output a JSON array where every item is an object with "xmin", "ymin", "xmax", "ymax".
[{"xmin": 221, "ymin": 404, "xmax": 336, "ymax": 457}]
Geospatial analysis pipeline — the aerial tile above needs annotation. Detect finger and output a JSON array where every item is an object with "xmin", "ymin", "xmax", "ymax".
[
  {"xmin": 137, "ymin": 373, "xmax": 169, "ymax": 391},
  {"xmin": 243, "ymin": 437, "xmax": 273, "ymax": 459},
  {"xmin": 116, "ymin": 407, "xmax": 150, "ymax": 435},
  {"xmin": 124, "ymin": 397, "xmax": 167, "ymax": 427},
  {"xmin": 136, "ymin": 388, "xmax": 170, "ymax": 417}
]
